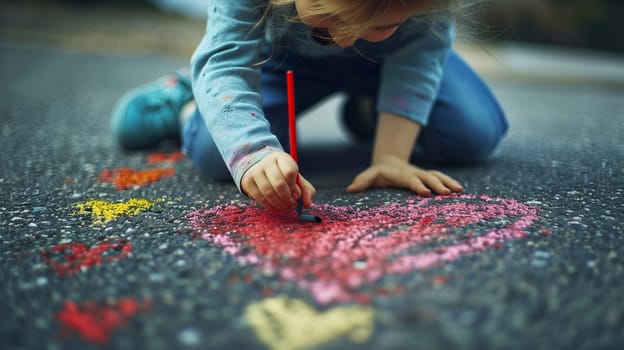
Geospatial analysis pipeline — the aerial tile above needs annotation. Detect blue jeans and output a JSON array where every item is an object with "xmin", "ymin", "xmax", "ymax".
[{"xmin": 182, "ymin": 51, "xmax": 508, "ymax": 181}]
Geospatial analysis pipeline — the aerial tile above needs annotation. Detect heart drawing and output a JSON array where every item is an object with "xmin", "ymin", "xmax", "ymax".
[{"xmin": 186, "ymin": 194, "xmax": 541, "ymax": 305}]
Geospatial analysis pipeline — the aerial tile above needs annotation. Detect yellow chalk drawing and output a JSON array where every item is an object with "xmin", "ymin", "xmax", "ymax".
[
  {"xmin": 75, "ymin": 198, "xmax": 155, "ymax": 225},
  {"xmin": 245, "ymin": 297, "xmax": 375, "ymax": 350}
]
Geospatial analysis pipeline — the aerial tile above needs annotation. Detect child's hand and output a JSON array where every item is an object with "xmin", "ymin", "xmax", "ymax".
[
  {"xmin": 241, "ymin": 152, "xmax": 316, "ymax": 212},
  {"xmin": 346, "ymin": 154, "xmax": 464, "ymax": 196}
]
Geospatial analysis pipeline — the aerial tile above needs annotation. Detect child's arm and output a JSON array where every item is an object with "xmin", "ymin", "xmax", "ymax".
[
  {"xmin": 191, "ymin": 1, "xmax": 288, "ymax": 197},
  {"xmin": 346, "ymin": 112, "xmax": 463, "ymax": 195},
  {"xmin": 346, "ymin": 13, "xmax": 461, "ymax": 195}
]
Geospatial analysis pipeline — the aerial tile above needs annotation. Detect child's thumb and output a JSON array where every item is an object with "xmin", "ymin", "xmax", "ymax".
[{"xmin": 299, "ymin": 176, "xmax": 316, "ymax": 208}]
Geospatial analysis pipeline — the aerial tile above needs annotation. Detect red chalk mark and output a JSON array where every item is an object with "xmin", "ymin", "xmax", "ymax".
[
  {"xmin": 145, "ymin": 151, "xmax": 185, "ymax": 164},
  {"xmin": 41, "ymin": 238, "xmax": 132, "ymax": 276},
  {"xmin": 432, "ymin": 275, "xmax": 450, "ymax": 286},
  {"xmin": 353, "ymin": 293, "xmax": 372, "ymax": 305},
  {"xmin": 98, "ymin": 167, "xmax": 175, "ymax": 190},
  {"xmin": 187, "ymin": 194, "xmax": 542, "ymax": 304},
  {"xmin": 57, "ymin": 298, "xmax": 152, "ymax": 344}
]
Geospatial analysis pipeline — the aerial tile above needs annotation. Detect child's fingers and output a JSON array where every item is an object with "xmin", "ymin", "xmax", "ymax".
[
  {"xmin": 431, "ymin": 171, "xmax": 464, "ymax": 192},
  {"xmin": 298, "ymin": 176, "xmax": 316, "ymax": 208},
  {"xmin": 405, "ymin": 176, "xmax": 432, "ymax": 196},
  {"xmin": 417, "ymin": 171, "xmax": 464, "ymax": 195},
  {"xmin": 241, "ymin": 177, "xmax": 270, "ymax": 209},
  {"xmin": 254, "ymin": 173, "xmax": 291, "ymax": 211},
  {"xmin": 264, "ymin": 164, "xmax": 297, "ymax": 209},
  {"xmin": 417, "ymin": 172, "xmax": 451, "ymax": 195},
  {"xmin": 276, "ymin": 154, "xmax": 301, "ymax": 198},
  {"xmin": 240, "ymin": 152, "xmax": 313, "ymax": 212},
  {"xmin": 346, "ymin": 168, "xmax": 377, "ymax": 193}
]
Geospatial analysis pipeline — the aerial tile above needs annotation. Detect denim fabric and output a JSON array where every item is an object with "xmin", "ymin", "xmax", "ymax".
[
  {"xmin": 190, "ymin": 1, "xmax": 456, "ymax": 190},
  {"xmin": 183, "ymin": 50, "xmax": 508, "ymax": 182}
]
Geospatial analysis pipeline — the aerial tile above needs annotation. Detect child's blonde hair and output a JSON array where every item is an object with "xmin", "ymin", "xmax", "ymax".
[{"xmin": 266, "ymin": 0, "xmax": 451, "ymax": 42}]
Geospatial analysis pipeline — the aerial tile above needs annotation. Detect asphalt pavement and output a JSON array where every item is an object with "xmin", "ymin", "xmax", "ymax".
[{"xmin": 1, "ymin": 3, "xmax": 624, "ymax": 350}]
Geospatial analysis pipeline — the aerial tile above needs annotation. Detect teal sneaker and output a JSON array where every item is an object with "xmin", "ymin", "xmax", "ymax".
[{"xmin": 111, "ymin": 72, "xmax": 193, "ymax": 150}]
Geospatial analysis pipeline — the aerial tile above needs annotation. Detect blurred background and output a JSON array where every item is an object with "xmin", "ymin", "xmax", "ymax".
[
  {"xmin": 1, "ymin": 0, "xmax": 623, "ymax": 86},
  {"xmin": 150, "ymin": 0, "xmax": 624, "ymax": 54},
  {"xmin": 1, "ymin": 0, "xmax": 623, "ymax": 54},
  {"xmin": 467, "ymin": 0, "xmax": 624, "ymax": 54}
]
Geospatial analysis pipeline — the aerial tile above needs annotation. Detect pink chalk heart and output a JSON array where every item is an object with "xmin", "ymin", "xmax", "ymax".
[{"xmin": 187, "ymin": 194, "xmax": 541, "ymax": 304}]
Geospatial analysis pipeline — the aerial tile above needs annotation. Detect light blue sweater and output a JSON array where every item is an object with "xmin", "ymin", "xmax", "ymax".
[{"xmin": 191, "ymin": 0, "xmax": 454, "ymax": 190}]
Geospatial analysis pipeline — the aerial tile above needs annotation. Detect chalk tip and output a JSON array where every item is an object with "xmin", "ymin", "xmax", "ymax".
[{"xmin": 298, "ymin": 214, "xmax": 322, "ymax": 223}]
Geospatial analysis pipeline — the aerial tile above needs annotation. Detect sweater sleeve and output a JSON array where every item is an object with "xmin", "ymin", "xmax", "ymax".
[
  {"xmin": 191, "ymin": 0, "xmax": 283, "ymax": 192},
  {"xmin": 376, "ymin": 14, "xmax": 454, "ymax": 126}
]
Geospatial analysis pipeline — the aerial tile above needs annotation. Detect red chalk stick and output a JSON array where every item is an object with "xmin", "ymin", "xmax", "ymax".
[
  {"xmin": 286, "ymin": 70, "xmax": 301, "ymax": 212},
  {"xmin": 287, "ymin": 70, "xmax": 304, "ymax": 194},
  {"xmin": 287, "ymin": 70, "xmax": 298, "ymax": 164},
  {"xmin": 287, "ymin": 71, "xmax": 321, "ymax": 223}
]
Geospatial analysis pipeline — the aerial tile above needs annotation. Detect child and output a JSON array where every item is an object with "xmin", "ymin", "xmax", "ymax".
[{"xmin": 111, "ymin": 0, "xmax": 508, "ymax": 212}]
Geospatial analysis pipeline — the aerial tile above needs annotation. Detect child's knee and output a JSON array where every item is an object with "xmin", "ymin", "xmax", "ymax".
[
  {"xmin": 444, "ymin": 128, "xmax": 504, "ymax": 164},
  {"xmin": 421, "ymin": 111, "xmax": 507, "ymax": 165},
  {"xmin": 182, "ymin": 109, "xmax": 233, "ymax": 182}
]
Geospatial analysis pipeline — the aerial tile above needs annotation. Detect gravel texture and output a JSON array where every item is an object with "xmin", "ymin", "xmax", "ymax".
[{"xmin": 1, "ymin": 19, "xmax": 623, "ymax": 350}]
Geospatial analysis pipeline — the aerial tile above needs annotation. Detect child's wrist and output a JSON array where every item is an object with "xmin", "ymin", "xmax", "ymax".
[{"xmin": 233, "ymin": 146, "xmax": 283, "ymax": 194}]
